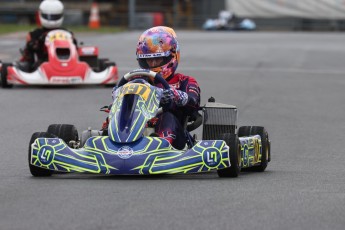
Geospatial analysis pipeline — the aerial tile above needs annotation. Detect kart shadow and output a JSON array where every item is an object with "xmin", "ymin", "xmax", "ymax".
[
  {"xmin": 37, "ymin": 173, "xmax": 219, "ymax": 180},
  {"xmin": 28, "ymin": 170, "xmax": 274, "ymax": 180}
]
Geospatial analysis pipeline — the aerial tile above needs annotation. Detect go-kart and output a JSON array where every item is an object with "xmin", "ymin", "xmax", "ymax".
[
  {"xmin": 203, "ymin": 11, "xmax": 256, "ymax": 31},
  {"xmin": 28, "ymin": 69, "xmax": 271, "ymax": 177},
  {"xmin": 0, "ymin": 29, "xmax": 118, "ymax": 88}
]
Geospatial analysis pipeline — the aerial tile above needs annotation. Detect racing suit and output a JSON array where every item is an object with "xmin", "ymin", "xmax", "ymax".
[
  {"xmin": 154, "ymin": 73, "xmax": 201, "ymax": 150},
  {"xmin": 20, "ymin": 27, "xmax": 77, "ymax": 71},
  {"xmin": 102, "ymin": 73, "xmax": 200, "ymax": 150}
]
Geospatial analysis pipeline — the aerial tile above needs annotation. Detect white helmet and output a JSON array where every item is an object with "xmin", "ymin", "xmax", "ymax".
[{"xmin": 39, "ymin": 0, "xmax": 64, "ymax": 29}]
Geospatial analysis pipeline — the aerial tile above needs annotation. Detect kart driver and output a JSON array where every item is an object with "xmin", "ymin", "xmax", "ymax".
[
  {"xmin": 120, "ymin": 26, "xmax": 200, "ymax": 150},
  {"xmin": 19, "ymin": 0, "xmax": 77, "ymax": 72}
]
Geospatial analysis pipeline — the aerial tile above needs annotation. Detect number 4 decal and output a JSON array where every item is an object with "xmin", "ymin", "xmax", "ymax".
[
  {"xmin": 41, "ymin": 148, "xmax": 51, "ymax": 160},
  {"xmin": 207, "ymin": 151, "xmax": 217, "ymax": 163}
]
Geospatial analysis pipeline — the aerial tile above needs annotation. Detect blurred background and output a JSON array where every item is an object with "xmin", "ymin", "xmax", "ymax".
[{"xmin": 1, "ymin": 0, "xmax": 345, "ymax": 31}]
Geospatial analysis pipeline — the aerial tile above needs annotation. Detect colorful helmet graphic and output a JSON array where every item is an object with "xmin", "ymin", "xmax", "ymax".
[{"xmin": 136, "ymin": 26, "xmax": 180, "ymax": 80}]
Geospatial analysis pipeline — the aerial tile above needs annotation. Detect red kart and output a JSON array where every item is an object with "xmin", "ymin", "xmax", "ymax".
[{"xmin": 0, "ymin": 29, "xmax": 118, "ymax": 88}]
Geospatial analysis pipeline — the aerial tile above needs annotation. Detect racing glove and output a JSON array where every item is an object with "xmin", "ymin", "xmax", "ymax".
[
  {"xmin": 161, "ymin": 88, "xmax": 188, "ymax": 107},
  {"xmin": 147, "ymin": 117, "xmax": 159, "ymax": 128}
]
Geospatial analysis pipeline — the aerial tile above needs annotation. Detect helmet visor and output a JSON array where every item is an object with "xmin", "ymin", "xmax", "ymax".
[
  {"xmin": 137, "ymin": 51, "xmax": 172, "ymax": 69},
  {"xmin": 41, "ymin": 13, "xmax": 63, "ymax": 20}
]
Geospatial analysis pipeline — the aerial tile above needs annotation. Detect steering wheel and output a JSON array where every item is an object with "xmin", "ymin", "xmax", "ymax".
[
  {"xmin": 117, "ymin": 69, "xmax": 170, "ymax": 89},
  {"xmin": 117, "ymin": 69, "xmax": 203, "ymax": 132}
]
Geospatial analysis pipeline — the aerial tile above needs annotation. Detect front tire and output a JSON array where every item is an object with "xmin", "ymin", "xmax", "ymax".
[
  {"xmin": 1, "ymin": 63, "xmax": 13, "ymax": 88},
  {"xmin": 238, "ymin": 126, "xmax": 270, "ymax": 172},
  {"xmin": 28, "ymin": 132, "xmax": 55, "ymax": 177},
  {"xmin": 217, "ymin": 133, "xmax": 241, "ymax": 178}
]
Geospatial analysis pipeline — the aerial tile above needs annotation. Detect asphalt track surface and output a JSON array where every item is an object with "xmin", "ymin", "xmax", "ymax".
[{"xmin": 0, "ymin": 31, "xmax": 345, "ymax": 230}]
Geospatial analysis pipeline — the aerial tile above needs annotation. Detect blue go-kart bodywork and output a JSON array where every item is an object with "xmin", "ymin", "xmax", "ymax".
[
  {"xmin": 31, "ymin": 136, "xmax": 231, "ymax": 175},
  {"xmin": 29, "ymin": 70, "xmax": 271, "ymax": 177}
]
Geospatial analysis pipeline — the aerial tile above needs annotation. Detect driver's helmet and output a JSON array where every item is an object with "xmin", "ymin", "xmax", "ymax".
[
  {"xmin": 219, "ymin": 10, "xmax": 233, "ymax": 22},
  {"xmin": 39, "ymin": 0, "xmax": 64, "ymax": 29},
  {"xmin": 136, "ymin": 26, "xmax": 180, "ymax": 80}
]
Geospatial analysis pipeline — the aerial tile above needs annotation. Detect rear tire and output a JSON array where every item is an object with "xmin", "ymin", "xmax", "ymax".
[
  {"xmin": 238, "ymin": 126, "xmax": 269, "ymax": 172},
  {"xmin": 28, "ymin": 132, "xmax": 54, "ymax": 177},
  {"xmin": 217, "ymin": 133, "xmax": 241, "ymax": 178},
  {"xmin": 99, "ymin": 58, "xmax": 116, "ymax": 71},
  {"xmin": 47, "ymin": 124, "xmax": 78, "ymax": 146}
]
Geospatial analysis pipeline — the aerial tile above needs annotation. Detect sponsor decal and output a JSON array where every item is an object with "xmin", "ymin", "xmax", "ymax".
[
  {"xmin": 200, "ymin": 141, "xmax": 216, "ymax": 148},
  {"xmin": 120, "ymin": 83, "xmax": 151, "ymax": 100},
  {"xmin": 117, "ymin": 146, "xmax": 134, "ymax": 159},
  {"xmin": 70, "ymin": 78, "xmax": 82, "ymax": 83},
  {"xmin": 45, "ymin": 30, "xmax": 72, "ymax": 45},
  {"xmin": 50, "ymin": 77, "xmax": 82, "ymax": 84},
  {"xmin": 202, "ymin": 147, "xmax": 222, "ymax": 168},
  {"xmin": 37, "ymin": 145, "xmax": 55, "ymax": 166},
  {"xmin": 242, "ymin": 144, "xmax": 248, "ymax": 166},
  {"xmin": 137, "ymin": 51, "xmax": 170, "ymax": 58},
  {"xmin": 81, "ymin": 47, "xmax": 96, "ymax": 55}
]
